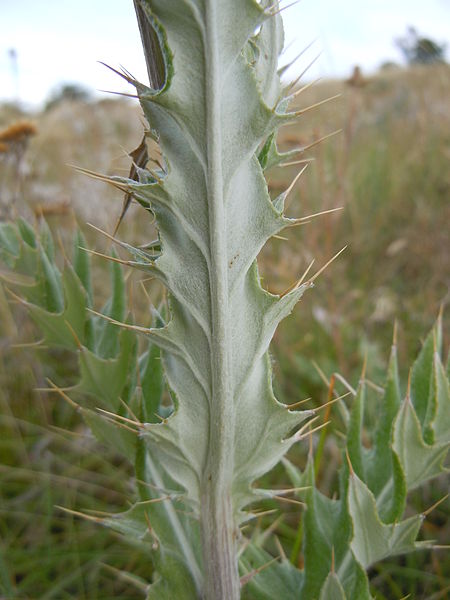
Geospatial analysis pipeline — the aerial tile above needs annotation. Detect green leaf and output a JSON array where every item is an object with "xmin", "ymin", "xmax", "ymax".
[
  {"xmin": 410, "ymin": 315, "xmax": 442, "ymax": 427},
  {"xmin": 0, "ymin": 543, "xmax": 16, "ymax": 599},
  {"xmin": 240, "ymin": 545, "xmax": 303, "ymax": 600},
  {"xmin": 134, "ymin": 444, "xmax": 203, "ymax": 591},
  {"xmin": 17, "ymin": 217, "xmax": 37, "ymax": 248},
  {"xmin": 348, "ymin": 471, "xmax": 424, "ymax": 569},
  {"xmin": 146, "ymin": 554, "xmax": 199, "ymax": 600},
  {"xmin": 140, "ymin": 343, "xmax": 164, "ymax": 423},
  {"xmin": 101, "ymin": 502, "xmax": 152, "ymax": 541},
  {"xmin": 282, "ymin": 456, "xmax": 304, "ymax": 490},
  {"xmin": 346, "ymin": 377, "xmax": 367, "ymax": 481},
  {"xmin": 82, "ymin": 407, "xmax": 137, "ymax": 462},
  {"xmin": 375, "ymin": 450, "xmax": 407, "ymax": 525},
  {"xmin": 427, "ymin": 350, "xmax": 450, "ymax": 445},
  {"xmin": 392, "ymin": 395, "xmax": 448, "ymax": 489},
  {"xmin": 371, "ymin": 343, "xmax": 401, "ymax": 481},
  {"xmin": 258, "ymin": 132, "xmax": 300, "ymax": 171},
  {"xmin": 94, "ymin": 252, "xmax": 126, "ymax": 359},
  {"xmin": 75, "ymin": 328, "xmax": 136, "ymax": 411},
  {"xmin": 302, "ymin": 483, "xmax": 342, "ymax": 593},
  {"xmin": 39, "ymin": 219, "xmax": 55, "ymax": 262},
  {"xmin": 0, "ymin": 282, "xmax": 17, "ymax": 337},
  {"xmin": 131, "ymin": 0, "xmax": 309, "ymax": 533},
  {"xmin": 27, "ymin": 265, "xmax": 88, "ymax": 349},
  {"xmin": 38, "ymin": 244, "xmax": 64, "ymax": 313},
  {"xmin": 319, "ymin": 572, "xmax": 347, "ymax": 600},
  {"xmin": 251, "ymin": 2, "xmax": 284, "ymax": 108},
  {"xmin": 73, "ymin": 229, "xmax": 93, "ymax": 306},
  {"xmin": 0, "ymin": 222, "xmax": 20, "ymax": 261},
  {"xmin": 333, "ymin": 555, "xmax": 372, "ymax": 600},
  {"xmin": 367, "ymin": 342, "xmax": 405, "ymax": 523},
  {"xmin": 0, "ymin": 226, "xmax": 44, "ymax": 305},
  {"xmin": 300, "ymin": 459, "xmax": 368, "ymax": 599}
]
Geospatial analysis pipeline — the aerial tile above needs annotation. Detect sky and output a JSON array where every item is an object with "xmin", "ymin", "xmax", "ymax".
[{"xmin": 0, "ymin": 0, "xmax": 449, "ymax": 109}]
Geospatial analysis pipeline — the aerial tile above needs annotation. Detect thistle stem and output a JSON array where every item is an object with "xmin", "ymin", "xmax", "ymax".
[{"xmin": 200, "ymin": 1, "xmax": 239, "ymax": 598}]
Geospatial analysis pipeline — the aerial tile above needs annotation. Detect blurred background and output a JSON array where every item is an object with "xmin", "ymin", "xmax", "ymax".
[{"xmin": 0, "ymin": 1, "xmax": 449, "ymax": 598}]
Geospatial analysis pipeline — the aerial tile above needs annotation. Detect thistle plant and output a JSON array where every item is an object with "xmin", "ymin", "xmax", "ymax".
[{"xmin": 0, "ymin": 1, "xmax": 449, "ymax": 599}]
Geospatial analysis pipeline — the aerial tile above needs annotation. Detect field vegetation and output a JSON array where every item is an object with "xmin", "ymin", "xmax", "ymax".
[{"xmin": 0, "ymin": 62, "xmax": 449, "ymax": 598}]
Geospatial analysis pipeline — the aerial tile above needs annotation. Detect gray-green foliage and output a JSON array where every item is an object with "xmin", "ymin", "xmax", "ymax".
[
  {"xmin": 0, "ymin": 0, "xmax": 449, "ymax": 598},
  {"xmin": 281, "ymin": 316, "xmax": 449, "ymax": 600},
  {"xmin": 1, "ymin": 220, "xmax": 448, "ymax": 599},
  {"xmin": 102, "ymin": 1, "xmax": 314, "ymax": 597}
]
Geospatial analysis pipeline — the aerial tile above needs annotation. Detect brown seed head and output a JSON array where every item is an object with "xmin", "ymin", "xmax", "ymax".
[
  {"xmin": 0, "ymin": 121, "xmax": 37, "ymax": 143},
  {"xmin": 0, "ymin": 141, "xmax": 9, "ymax": 153}
]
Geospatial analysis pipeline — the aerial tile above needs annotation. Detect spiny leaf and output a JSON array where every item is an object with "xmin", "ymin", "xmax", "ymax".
[
  {"xmin": 82, "ymin": 406, "xmax": 137, "ymax": 462},
  {"xmin": 94, "ymin": 250, "xmax": 126, "ymax": 359},
  {"xmin": 123, "ymin": 3, "xmax": 318, "ymax": 594},
  {"xmin": 393, "ymin": 394, "xmax": 449, "ymax": 489},
  {"xmin": 367, "ymin": 341, "xmax": 405, "ymax": 523},
  {"xmin": 319, "ymin": 572, "xmax": 347, "ymax": 600},
  {"xmin": 0, "ymin": 222, "xmax": 20, "ymax": 260},
  {"xmin": 430, "ymin": 351, "xmax": 450, "ymax": 444},
  {"xmin": 73, "ymin": 229, "xmax": 93, "ymax": 306},
  {"xmin": 146, "ymin": 554, "xmax": 199, "ymax": 600},
  {"xmin": 140, "ymin": 343, "xmax": 164, "ymax": 423},
  {"xmin": 410, "ymin": 314, "xmax": 442, "ymax": 427},
  {"xmin": 37, "ymin": 244, "xmax": 64, "ymax": 313},
  {"xmin": 300, "ymin": 458, "xmax": 367, "ymax": 599},
  {"xmin": 239, "ymin": 545, "xmax": 303, "ymax": 600},
  {"xmin": 348, "ymin": 471, "xmax": 425, "ymax": 568},
  {"xmin": 38, "ymin": 219, "xmax": 55, "ymax": 262},
  {"xmin": 17, "ymin": 217, "xmax": 37, "ymax": 248},
  {"xmin": 75, "ymin": 328, "xmax": 136, "ymax": 411},
  {"xmin": 27, "ymin": 264, "xmax": 88, "ymax": 350},
  {"xmin": 346, "ymin": 376, "xmax": 367, "ymax": 481}
]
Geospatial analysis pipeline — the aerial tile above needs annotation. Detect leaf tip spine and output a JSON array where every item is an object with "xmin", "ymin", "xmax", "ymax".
[{"xmin": 345, "ymin": 447, "xmax": 354, "ymax": 476}]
